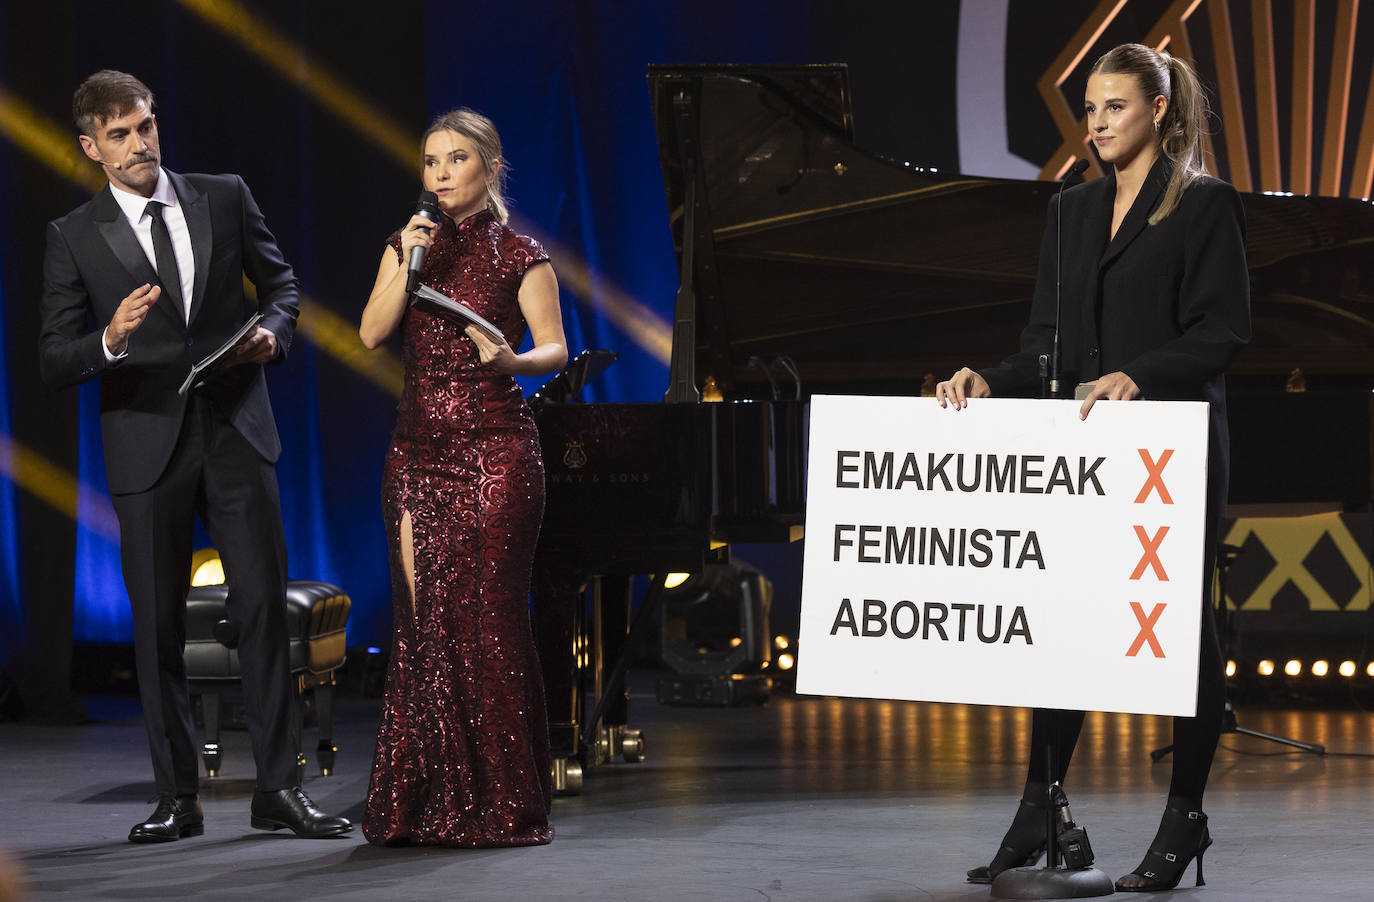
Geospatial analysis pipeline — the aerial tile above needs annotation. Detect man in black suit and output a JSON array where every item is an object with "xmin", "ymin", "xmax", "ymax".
[{"xmin": 39, "ymin": 70, "xmax": 350, "ymax": 842}]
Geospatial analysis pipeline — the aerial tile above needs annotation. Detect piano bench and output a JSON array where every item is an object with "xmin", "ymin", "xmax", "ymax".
[{"xmin": 183, "ymin": 580, "xmax": 351, "ymax": 781}]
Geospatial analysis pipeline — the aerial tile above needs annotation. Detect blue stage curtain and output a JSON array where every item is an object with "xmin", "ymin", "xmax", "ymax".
[
  {"xmin": 4, "ymin": 0, "xmax": 966, "ymax": 652},
  {"xmin": 422, "ymin": 2, "xmax": 821, "ymax": 404},
  {"xmin": 71, "ymin": 384, "xmax": 127, "ymax": 642},
  {"xmin": 0, "ymin": 0, "xmax": 25, "ymax": 670},
  {"xmin": 0, "ymin": 186, "xmax": 24, "ymax": 669}
]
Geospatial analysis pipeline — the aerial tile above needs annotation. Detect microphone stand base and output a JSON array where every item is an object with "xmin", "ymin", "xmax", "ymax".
[{"xmin": 991, "ymin": 865, "xmax": 1115, "ymax": 899}]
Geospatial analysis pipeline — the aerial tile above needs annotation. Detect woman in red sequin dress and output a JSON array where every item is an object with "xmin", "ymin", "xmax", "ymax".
[{"xmin": 358, "ymin": 109, "xmax": 567, "ymax": 847}]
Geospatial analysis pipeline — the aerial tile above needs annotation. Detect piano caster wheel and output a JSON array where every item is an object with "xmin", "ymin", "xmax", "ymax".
[
  {"xmin": 317, "ymin": 740, "xmax": 337, "ymax": 777},
  {"xmin": 202, "ymin": 742, "xmax": 221, "ymax": 778},
  {"xmin": 593, "ymin": 726, "xmax": 646, "ymax": 765},
  {"xmin": 591, "ymin": 728, "xmax": 612, "ymax": 766},
  {"xmin": 620, "ymin": 728, "xmax": 645, "ymax": 763},
  {"xmin": 552, "ymin": 758, "xmax": 583, "ymax": 795}
]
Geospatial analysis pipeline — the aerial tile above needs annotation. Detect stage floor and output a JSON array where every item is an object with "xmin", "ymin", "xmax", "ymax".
[{"xmin": 3, "ymin": 677, "xmax": 1373, "ymax": 901}]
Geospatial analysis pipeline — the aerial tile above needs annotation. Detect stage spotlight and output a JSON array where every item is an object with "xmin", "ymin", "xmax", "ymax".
[
  {"xmin": 1284, "ymin": 659, "xmax": 1302, "ymax": 676},
  {"xmin": 1340, "ymin": 661, "xmax": 1356, "ymax": 677},
  {"xmin": 1312, "ymin": 660, "xmax": 1329, "ymax": 677},
  {"xmin": 777, "ymin": 653, "xmax": 795, "ymax": 671},
  {"xmin": 774, "ymin": 635, "xmax": 790, "ymax": 651},
  {"xmin": 1225, "ymin": 659, "xmax": 1236, "ymax": 677},
  {"xmin": 1367, "ymin": 662, "xmax": 1374, "ymax": 678},
  {"xmin": 1258, "ymin": 660, "xmax": 1275, "ymax": 676},
  {"xmin": 190, "ymin": 548, "xmax": 225, "ymax": 586},
  {"xmin": 657, "ymin": 561, "xmax": 773, "ymax": 706},
  {"xmin": 663, "ymin": 572, "xmax": 692, "ymax": 590}
]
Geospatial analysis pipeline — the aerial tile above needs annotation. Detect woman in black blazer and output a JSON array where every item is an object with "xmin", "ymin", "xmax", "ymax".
[{"xmin": 937, "ymin": 44, "xmax": 1251, "ymax": 892}]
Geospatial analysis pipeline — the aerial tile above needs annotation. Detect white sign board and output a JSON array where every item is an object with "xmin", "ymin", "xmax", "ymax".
[{"xmin": 797, "ymin": 396, "xmax": 1209, "ymax": 716}]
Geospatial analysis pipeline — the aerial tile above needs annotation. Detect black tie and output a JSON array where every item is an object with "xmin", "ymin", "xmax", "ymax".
[{"xmin": 144, "ymin": 200, "xmax": 184, "ymax": 317}]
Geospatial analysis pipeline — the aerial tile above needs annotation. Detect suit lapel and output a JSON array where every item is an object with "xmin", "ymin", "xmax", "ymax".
[
  {"xmin": 1074, "ymin": 177, "xmax": 1113, "ymax": 380},
  {"xmin": 1080, "ymin": 176, "xmax": 1113, "ymax": 269},
  {"xmin": 92, "ymin": 186, "xmax": 162, "ymax": 295},
  {"xmin": 1099, "ymin": 156, "xmax": 1169, "ymax": 271},
  {"xmin": 169, "ymin": 171, "xmax": 213, "ymax": 327}
]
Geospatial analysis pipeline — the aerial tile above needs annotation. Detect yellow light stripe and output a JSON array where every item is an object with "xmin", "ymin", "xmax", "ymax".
[
  {"xmin": 0, "ymin": 88, "xmax": 123, "ymax": 538},
  {"xmin": 0, "ymin": 85, "xmax": 105, "ymax": 194},
  {"xmin": 540, "ymin": 249, "xmax": 672, "ymax": 363},
  {"xmin": 175, "ymin": 0, "xmax": 671, "ymax": 364},
  {"xmin": 241, "ymin": 277, "xmax": 404, "ymax": 396},
  {"xmin": 300, "ymin": 298, "xmax": 406, "ymax": 396},
  {"xmin": 0, "ymin": 435, "xmax": 120, "ymax": 542},
  {"xmin": 175, "ymin": 0, "xmax": 416, "ymax": 167}
]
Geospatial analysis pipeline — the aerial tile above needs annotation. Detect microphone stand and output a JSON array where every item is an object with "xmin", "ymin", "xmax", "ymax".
[
  {"xmin": 993, "ymin": 156, "xmax": 1112, "ymax": 900},
  {"xmin": 1048, "ymin": 158, "xmax": 1090, "ymax": 399}
]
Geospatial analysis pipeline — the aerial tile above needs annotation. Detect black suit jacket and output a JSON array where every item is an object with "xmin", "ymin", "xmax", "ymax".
[
  {"xmin": 979, "ymin": 156, "xmax": 1252, "ymax": 525},
  {"xmin": 39, "ymin": 170, "xmax": 299, "ymax": 495},
  {"xmin": 980, "ymin": 156, "xmax": 1251, "ymax": 403}
]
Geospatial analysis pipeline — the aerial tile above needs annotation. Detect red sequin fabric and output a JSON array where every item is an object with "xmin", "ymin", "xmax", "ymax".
[{"xmin": 363, "ymin": 208, "xmax": 554, "ymax": 847}]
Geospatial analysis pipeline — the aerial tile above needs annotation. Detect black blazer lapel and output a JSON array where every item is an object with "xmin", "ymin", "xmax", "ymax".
[
  {"xmin": 1099, "ymin": 157, "xmax": 1170, "ymax": 270},
  {"xmin": 1079, "ymin": 176, "xmax": 1113, "ymax": 266},
  {"xmin": 92, "ymin": 187, "xmax": 161, "ymax": 292},
  {"xmin": 1072, "ymin": 178, "xmax": 1113, "ymax": 380},
  {"xmin": 169, "ymin": 171, "xmax": 213, "ymax": 327}
]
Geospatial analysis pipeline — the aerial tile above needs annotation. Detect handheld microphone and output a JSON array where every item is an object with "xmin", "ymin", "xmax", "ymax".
[
  {"xmin": 406, "ymin": 190, "xmax": 440, "ymax": 294},
  {"xmin": 1050, "ymin": 158, "xmax": 1091, "ymax": 397}
]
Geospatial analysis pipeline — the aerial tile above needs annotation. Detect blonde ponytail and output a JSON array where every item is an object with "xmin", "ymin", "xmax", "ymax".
[{"xmin": 1091, "ymin": 43, "xmax": 1210, "ymax": 223}]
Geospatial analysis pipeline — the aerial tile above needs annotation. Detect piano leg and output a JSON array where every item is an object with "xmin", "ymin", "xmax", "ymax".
[
  {"xmin": 532, "ymin": 560, "xmax": 586, "ymax": 794},
  {"xmin": 592, "ymin": 577, "xmax": 645, "ymax": 765}
]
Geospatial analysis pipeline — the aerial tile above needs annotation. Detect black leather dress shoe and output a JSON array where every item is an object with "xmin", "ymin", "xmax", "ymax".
[
  {"xmin": 250, "ymin": 787, "xmax": 352, "ymax": 838},
  {"xmin": 129, "ymin": 795, "xmax": 204, "ymax": 843}
]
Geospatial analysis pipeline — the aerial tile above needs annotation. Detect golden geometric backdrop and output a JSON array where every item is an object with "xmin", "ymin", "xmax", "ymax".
[{"xmin": 1040, "ymin": 0, "xmax": 1374, "ymax": 199}]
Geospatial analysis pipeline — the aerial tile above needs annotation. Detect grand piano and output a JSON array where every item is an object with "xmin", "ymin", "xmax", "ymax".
[{"xmin": 531, "ymin": 64, "xmax": 1374, "ymax": 791}]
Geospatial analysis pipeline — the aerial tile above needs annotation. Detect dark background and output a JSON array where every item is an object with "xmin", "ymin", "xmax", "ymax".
[{"xmin": 3, "ymin": 1, "xmax": 1371, "ymax": 713}]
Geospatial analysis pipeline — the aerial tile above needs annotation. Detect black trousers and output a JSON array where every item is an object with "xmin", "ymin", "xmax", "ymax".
[
  {"xmin": 1023, "ymin": 452, "xmax": 1230, "ymax": 808},
  {"xmin": 110, "ymin": 394, "xmax": 297, "ymax": 796},
  {"xmin": 1024, "ymin": 565, "xmax": 1225, "ymax": 805}
]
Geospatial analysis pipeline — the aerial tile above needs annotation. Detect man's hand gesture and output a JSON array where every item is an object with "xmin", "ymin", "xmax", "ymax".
[{"xmin": 105, "ymin": 283, "xmax": 160, "ymax": 356}]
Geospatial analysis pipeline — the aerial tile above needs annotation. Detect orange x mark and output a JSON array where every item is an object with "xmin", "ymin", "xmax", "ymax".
[
  {"xmin": 1130, "ymin": 525, "xmax": 1170, "ymax": 580},
  {"xmin": 1127, "ymin": 602, "xmax": 1167, "ymax": 658},
  {"xmin": 1134, "ymin": 449, "xmax": 1174, "ymax": 504}
]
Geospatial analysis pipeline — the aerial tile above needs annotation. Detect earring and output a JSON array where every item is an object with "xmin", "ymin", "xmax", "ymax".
[{"xmin": 1153, "ymin": 119, "xmax": 1161, "ymax": 133}]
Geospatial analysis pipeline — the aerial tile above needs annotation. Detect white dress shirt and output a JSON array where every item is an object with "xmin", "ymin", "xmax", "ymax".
[{"xmin": 102, "ymin": 168, "xmax": 197, "ymax": 361}]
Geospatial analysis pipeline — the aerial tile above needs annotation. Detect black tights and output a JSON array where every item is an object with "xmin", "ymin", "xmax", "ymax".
[{"xmin": 1023, "ymin": 559, "xmax": 1226, "ymax": 809}]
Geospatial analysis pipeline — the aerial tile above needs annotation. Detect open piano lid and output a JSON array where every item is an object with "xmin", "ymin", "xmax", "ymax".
[{"xmin": 648, "ymin": 64, "xmax": 1374, "ymax": 395}]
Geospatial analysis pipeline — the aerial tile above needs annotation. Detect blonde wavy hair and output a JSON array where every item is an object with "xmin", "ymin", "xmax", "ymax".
[{"xmin": 421, "ymin": 108, "xmax": 510, "ymax": 223}]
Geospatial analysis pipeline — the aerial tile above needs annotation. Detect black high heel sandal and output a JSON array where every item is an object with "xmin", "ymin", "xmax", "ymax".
[
  {"xmin": 966, "ymin": 792, "xmax": 1050, "ymax": 885},
  {"xmin": 1115, "ymin": 807, "xmax": 1212, "ymax": 892}
]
